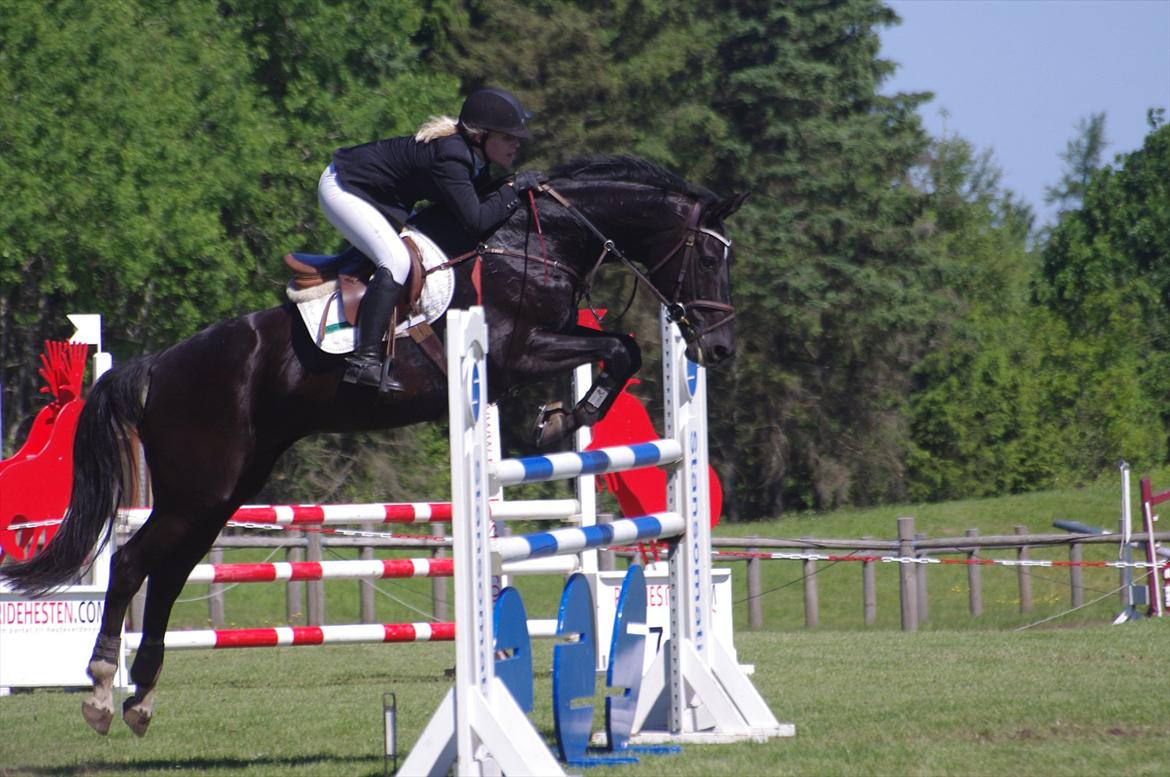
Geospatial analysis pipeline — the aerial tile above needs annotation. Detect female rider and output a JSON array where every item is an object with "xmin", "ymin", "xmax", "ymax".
[{"xmin": 319, "ymin": 87, "xmax": 546, "ymax": 393}]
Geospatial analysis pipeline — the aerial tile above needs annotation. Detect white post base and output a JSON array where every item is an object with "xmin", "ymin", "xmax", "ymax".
[
  {"xmin": 398, "ymin": 679, "xmax": 566, "ymax": 777},
  {"xmin": 632, "ymin": 637, "xmax": 795, "ymax": 743}
]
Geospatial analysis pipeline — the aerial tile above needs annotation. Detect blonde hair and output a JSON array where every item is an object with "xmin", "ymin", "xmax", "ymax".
[{"xmin": 414, "ymin": 115, "xmax": 485, "ymax": 143}]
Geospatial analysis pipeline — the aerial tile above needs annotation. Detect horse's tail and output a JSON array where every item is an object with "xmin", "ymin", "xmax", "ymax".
[{"xmin": 0, "ymin": 355, "xmax": 154, "ymax": 596}]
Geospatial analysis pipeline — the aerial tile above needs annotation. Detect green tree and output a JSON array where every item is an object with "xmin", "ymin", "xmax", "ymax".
[
  {"xmin": 1036, "ymin": 115, "xmax": 1170, "ymax": 469},
  {"xmin": 705, "ymin": 0, "xmax": 933, "ymax": 516},
  {"xmin": 0, "ymin": 0, "xmax": 281, "ymax": 449},
  {"xmin": 908, "ymin": 117, "xmax": 1169, "ymax": 499},
  {"xmin": 219, "ymin": 0, "xmax": 461, "ymax": 246},
  {"xmin": 1045, "ymin": 112, "xmax": 1108, "ymax": 215},
  {"xmin": 905, "ymin": 136, "xmax": 1056, "ymax": 499},
  {"xmin": 0, "ymin": 0, "xmax": 460, "ymax": 489},
  {"xmin": 431, "ymin": 0, "xmax": 728, "ymax": 178}
]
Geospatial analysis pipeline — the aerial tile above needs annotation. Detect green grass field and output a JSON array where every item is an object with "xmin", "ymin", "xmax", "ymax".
[
  {"xmin": 2, "ymin": 624, "xmax": 1166, "ymax": 776},
  {"xmin": 2, "ymin": 468, "xmax": 1168, "ymax": 775}
]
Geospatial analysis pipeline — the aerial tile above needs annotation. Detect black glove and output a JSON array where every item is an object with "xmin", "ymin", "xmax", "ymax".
[{"xmin": 512, "ymin": 170, "xmax": 548, "ymax": 193}]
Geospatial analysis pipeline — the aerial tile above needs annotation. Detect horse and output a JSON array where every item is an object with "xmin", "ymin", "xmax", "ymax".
[{"xmin": 0, "ymin": 156, "xmax": 745, "ymax": 737}]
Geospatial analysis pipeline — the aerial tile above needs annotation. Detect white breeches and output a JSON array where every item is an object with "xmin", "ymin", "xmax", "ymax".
[{"xmin": 318, "ymin": 164, "xmax": 411, "ymax": 284}]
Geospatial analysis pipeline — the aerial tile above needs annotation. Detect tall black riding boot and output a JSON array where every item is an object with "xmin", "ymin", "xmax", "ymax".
[{"xmin": 343, "ymin": 267, "xmax": 405, "ymax": 393}]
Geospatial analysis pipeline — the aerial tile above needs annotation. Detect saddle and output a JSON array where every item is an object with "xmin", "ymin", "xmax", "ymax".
[
  {"xmin": 283, "ymin": 233, "xmax": 452, "ymax": 371},
  {"xmin": 283, "ymin": 237, "xmax": 427, "ymax": 327}
]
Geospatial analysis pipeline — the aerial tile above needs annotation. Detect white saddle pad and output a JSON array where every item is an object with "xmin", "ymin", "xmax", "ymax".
[{"xmin": 287, "ymin": 228, "xmax": 456, "ymax": 355}]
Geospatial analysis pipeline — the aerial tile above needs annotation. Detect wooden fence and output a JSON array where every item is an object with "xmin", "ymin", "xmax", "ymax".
[
  {"xmin": 724, "ymin": 517, "xmax": 1170, "ymax": 631},
  {"xmin": 127, "ymin": 517, "xmax": 1168, "ymax": 633}
]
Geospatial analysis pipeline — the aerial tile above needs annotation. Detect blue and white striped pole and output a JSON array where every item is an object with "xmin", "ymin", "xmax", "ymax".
[
  {"xmin": 492, "ymin": 440, "xmax": 682, "ymax": 487},
  {"xmin": 492, "ymin": 513, "xmax": 685, "ymax": 566}
]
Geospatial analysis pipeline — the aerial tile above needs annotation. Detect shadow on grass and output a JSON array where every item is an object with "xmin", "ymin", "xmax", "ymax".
[{"xmin": 4, "ymin": 753, "xmax": 383, "ymax": 776}]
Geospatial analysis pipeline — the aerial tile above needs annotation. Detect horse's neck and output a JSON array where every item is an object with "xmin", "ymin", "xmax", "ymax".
[{"xmin": 551, "ymin": 183, "xmax": 682, "ymax": 255}]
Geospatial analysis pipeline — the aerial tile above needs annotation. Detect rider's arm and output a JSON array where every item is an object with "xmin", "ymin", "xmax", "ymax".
[{"xmin": 432, "ymin": 145, "xmax": 520, "ymax": 235}]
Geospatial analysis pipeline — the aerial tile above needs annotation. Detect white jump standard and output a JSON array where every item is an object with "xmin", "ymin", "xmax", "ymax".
[{"xmin": 401, "ymin": 306, "xmax": 790, "ymax": 777}]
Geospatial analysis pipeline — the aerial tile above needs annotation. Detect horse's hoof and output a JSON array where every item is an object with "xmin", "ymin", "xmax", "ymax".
[
  {"xmin": 82, "ymin": 699, "xmax": 114, "ymax": 735},
  {"xmin": 122, "ymin": 698, "xmax": 153, "ymax": 737},
  {"xmin": 532, "ymin": 402, "xmax": 574, "ymax": 447}
]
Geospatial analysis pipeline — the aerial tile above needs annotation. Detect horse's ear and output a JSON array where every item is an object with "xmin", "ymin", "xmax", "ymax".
[{"xmin": 706, "ymin": 192, "xmax": 749, "ymax": 224}]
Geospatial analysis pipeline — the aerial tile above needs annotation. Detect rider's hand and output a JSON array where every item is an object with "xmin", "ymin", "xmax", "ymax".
[{"xmin": 511, "ymin": 171, "xmax": 549, "ymax": 193}]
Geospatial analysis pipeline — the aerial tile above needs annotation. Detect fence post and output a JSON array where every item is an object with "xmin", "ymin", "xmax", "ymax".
[
  {"xmin": 1069, "ymin": 542, "xmax": 1084, "ymax": 609},
  {"xmin": 287, "ymin": 539, "xmax": 304, "ymax": 624},
  {"xmin": 897, "ymin": 517, "xmax": 918, "ymax": 632},
  {"xmin": 431, "ymin": 521, "xmax": 448, "ymax": 621},
  {"xmin": 307, "ymin": 531, "xmax": 324, "ymax": 626},
  {"xmin": 360, "ymin": 523, "xmax": 375, "ymax": 624},
  {"xmin": 915, "ymin": 531, "xmax": 929, "ymax": 625},
  {"xmin": 802, "ymin": 538, "xmax": 819, "ymax": 629},
  {"xmin": 966, "ymin": 528, "xmax": 983, "ymax": 617},
  {"xmin": 1015, "ymin": 525, "xmax": 1032, "ymax": 613},
  {"xmin": 747, "ymin": 545, "xmax": 763, "ymax": 630},
  {"xmin": 209, "ymin": 547, "xmax": 225, "ymax": 628},
  {"xmin": 861, "ymin": 536, "xmax": 876, "ymax": 626}
]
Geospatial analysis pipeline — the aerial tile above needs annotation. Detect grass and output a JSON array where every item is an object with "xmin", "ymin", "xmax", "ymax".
[
  {"xmin": 1, "ymin": 623, "xmax": 1167, "ymax": 776},
  {"xmin": 2, "ymin": 467, "xmax": 1168, "ymax": 775}
]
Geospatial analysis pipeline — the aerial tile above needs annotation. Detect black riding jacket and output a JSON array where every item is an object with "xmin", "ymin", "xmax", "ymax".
[{"xmin": 331, "ymin": 132, "xmax": 520, "ymax": 235}]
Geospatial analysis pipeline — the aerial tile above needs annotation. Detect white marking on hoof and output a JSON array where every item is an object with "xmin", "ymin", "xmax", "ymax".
[
  {"xmin": 82, "ymin": 699, "xmax": 114, "ymax": 735},
  {"xmin": 83, "ymin": 660, "xmax": 117, "ymax": 735},
  {"xmin": 122, "ymin": 689, "xmax": 155, "ymax": 737}
]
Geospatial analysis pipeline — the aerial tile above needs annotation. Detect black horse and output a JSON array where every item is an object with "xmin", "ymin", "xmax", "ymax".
[{"xmin": 0, "ymin": 156, "xmax": 744, "ymax": 737}]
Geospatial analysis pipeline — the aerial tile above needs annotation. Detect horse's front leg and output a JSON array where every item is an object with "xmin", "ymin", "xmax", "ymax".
[{"xmin": 519, "ymin": 328, "xmax": 641, "ymax": 447}]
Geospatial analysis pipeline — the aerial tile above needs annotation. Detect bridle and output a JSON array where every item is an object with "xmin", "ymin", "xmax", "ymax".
[
  {"xmin": 429, "ymin": 183, "xmax": 736, "ymax": 343},
  {"xmin": 540, "ymin": 185, "xmax": 736, "ymax": 343}
]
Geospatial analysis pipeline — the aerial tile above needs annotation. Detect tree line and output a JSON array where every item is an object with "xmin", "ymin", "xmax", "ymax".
[{"xmin": 1, "ymin": 0, "xmax": 1166, "ymax": 520}]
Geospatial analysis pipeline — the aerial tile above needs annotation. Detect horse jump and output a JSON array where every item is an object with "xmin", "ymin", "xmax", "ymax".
[{"xmin": 401, "ymin": 307, "xmax": 787, "ymax": 776}]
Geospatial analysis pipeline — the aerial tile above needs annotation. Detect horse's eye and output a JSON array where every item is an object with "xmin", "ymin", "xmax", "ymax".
[{"xmin": 700, "ymin": 253, "xmax": 719, "ymax": 271}]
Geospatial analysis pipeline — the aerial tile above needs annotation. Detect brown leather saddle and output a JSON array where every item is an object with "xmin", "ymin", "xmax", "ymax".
[
  {"xmin": 283, "ymin": 236, "xmax": 445, "ymax": 371},
  {"xmin": 284, "ymin": 236, "xmax": 427, "ymax": 326}
]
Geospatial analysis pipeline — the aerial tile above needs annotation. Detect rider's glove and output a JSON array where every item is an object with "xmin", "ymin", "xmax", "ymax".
[{"xmin": 512, "ymin": 171, "xmax": 549, "ymax": 193}]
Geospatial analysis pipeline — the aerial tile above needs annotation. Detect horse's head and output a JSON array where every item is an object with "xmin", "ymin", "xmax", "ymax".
[
  {"xmin": 644, "ymin": 189, "xmax": 747, "ymax": 366},
  {"xmin": 545, "ymin": 157, "xmax": 747, "ymax": 367}
]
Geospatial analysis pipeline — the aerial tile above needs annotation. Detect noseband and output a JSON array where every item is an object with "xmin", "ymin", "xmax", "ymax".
[
  {"xmin": 643, "ymin": 200, "xmax": 736, "ymax": 341},
  {"xmin": 542, "ymin": 186, "xmax": 735, "ymax": 343}
]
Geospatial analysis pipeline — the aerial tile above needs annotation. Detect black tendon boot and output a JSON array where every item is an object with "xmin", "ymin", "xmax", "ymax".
[{"xmin": 343, "ymin": 267, "xmax": 405, "ymax": 393}]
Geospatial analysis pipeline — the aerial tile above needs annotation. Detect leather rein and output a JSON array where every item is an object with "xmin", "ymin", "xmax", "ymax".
[{"xmin": 428, "ymin": 184, "xmax": 736, "ymax": 341}]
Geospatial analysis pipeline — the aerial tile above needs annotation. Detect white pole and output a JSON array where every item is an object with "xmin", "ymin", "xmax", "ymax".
[{"xmin": 67, "ymin": 314, "xmax": 111, "ymax": 380}]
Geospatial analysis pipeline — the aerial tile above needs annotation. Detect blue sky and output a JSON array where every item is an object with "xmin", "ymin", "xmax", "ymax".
[{"xmin": 880, "ymin": 0, "xmax": 1170, "ymax": 227}]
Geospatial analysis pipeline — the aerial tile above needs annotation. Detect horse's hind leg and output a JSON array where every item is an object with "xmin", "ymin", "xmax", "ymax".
[
  {"xmin": 82, "ymin": 527, "xmax": 155, "ymax": 735},
  {"xmin": 83, "ymin": 635, "xmax": 121, "ymax": 735},
  {"xmin": 121, "ymin": 511, "xmax": 230, "ymax": 737},
  {"xmin": 121, "ymin": 572, "xmax": 180, "ymax": 737}
]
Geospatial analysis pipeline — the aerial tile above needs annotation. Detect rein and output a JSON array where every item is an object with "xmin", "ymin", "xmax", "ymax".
[
  {"xmin": 425, "ymin": 183, "xmax": 735, "ymax": 341},
  {"xmin": 540, "ymin": 185, "xmax": 735, "ymax": 341},
  {"xmin": 427, "ymin": 245, "xmax": 581, "ymax": 282}
]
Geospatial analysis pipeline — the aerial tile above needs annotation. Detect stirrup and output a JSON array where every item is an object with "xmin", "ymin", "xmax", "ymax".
[
  {"xmin": 376, "ymin": 358, "xmax": 405, "ymax": 394},
  {"xmin": 343, "ymin": 356, "xmax": 404, "ymax": 393}
]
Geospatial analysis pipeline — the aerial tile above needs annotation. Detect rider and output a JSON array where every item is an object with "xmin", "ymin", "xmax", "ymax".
[{"xmin": 319, "ymin": 87, "xmax": 547, "ymax": 393}]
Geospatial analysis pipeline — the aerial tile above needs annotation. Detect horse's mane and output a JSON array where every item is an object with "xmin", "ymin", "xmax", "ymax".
[{"xmin": 550, "ymin": 156, "xmax": 715, "ymax": 203}]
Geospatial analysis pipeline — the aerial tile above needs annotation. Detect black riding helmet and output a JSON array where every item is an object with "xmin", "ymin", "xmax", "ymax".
[{"xmin": 458, "ymin": 87, "xmax": 534, "ymax": 139}]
